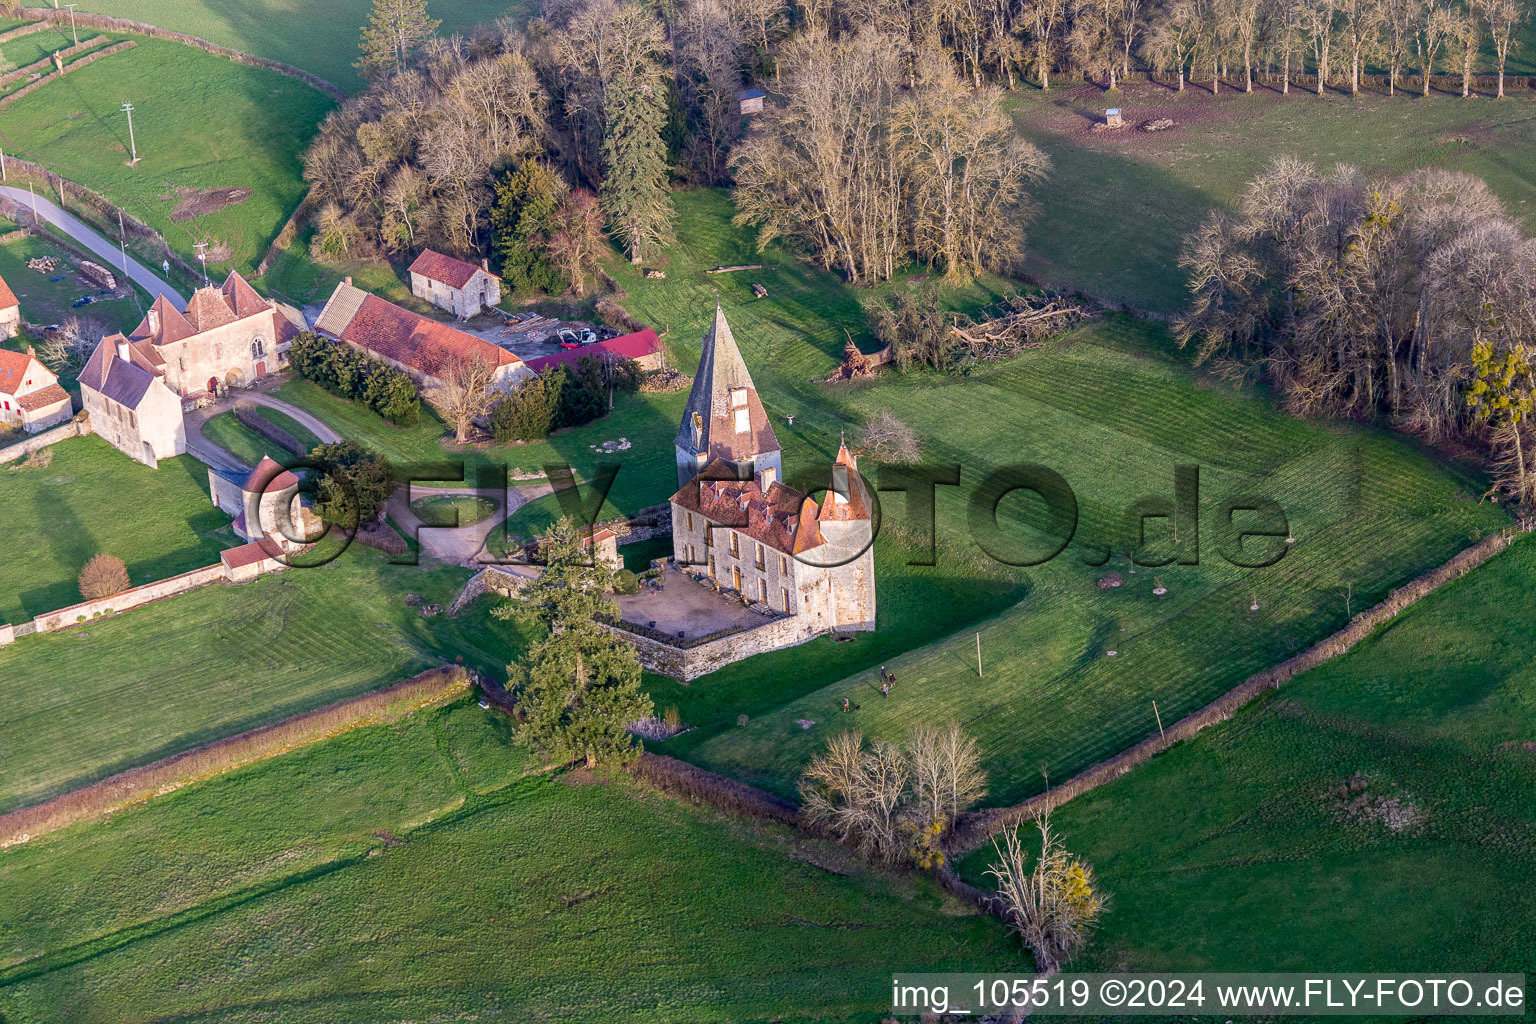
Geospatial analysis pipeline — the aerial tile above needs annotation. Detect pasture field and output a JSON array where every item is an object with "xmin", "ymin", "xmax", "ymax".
[
  {"xmin": 955, "ymin": 533, "xmax": 1536, "ymax": 974},
  {"xmin": 0, "ymin": 543, "xmax": 529, "ymax": 815},
  {"xmin": 587, "ymin": 191, "xmax": 1510, "ymax": 805},
  {"xmin": 0, "ymin": 698, "xmax": 1016, "ymax": 1022},
  {"xmin": 0, "ymin": 28, "xmax": 332, "ymax": 275},
  {"xmin": 18, "ymin": 0, "xmax": 526, "ymax": 93},
  {"xmin": 1012, "ymin": 81, "xmax": 1536, "ymax": 312},
  {"xmin": 0, "ymin": 435, "xmax": 235, "ymax": 624}
]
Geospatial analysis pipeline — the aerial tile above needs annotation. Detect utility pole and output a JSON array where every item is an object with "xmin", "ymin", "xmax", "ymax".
[
  {"xmin": 194, "ymin": 241, "xmax": 210, "ymax": 286},
  {"xmin": 27, "ymin": 182, "xmax": 38, "ymax": 227},
  {"xmin": 121, "ymin": 102, "xmax": 138, "ymax": 165},
  {"xmin": 1153, "ymin": 700, "xmax": 1165, "ymax": 741},
  {"xmin": 975, "ymin": 632, "xmax": 982, "ymax": 677},
  {"xmin": 63, "ymin": 3, "xmax": 78, "ymax": 45},
  {"xmin": 0, "ymin": 144, "xmax": 6, "ymax": 182}
]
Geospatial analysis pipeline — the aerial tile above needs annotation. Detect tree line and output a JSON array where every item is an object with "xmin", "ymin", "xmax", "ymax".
[{"xmin": 1177, "ymin": 158, "xmax": 1536, "ymax": 503}]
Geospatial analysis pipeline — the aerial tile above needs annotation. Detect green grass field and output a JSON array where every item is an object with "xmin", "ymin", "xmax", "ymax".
[
  {"xmin": 198, "ymin": 405, "xmax": 320, "ymax": 467},
  {"xmin": 0, "ymin": 544, "xmax": 529, "ymax": 815},
  {"xmin": 272, "ymin": 376, "xmax": 684, "ymax": 523},
  {"xmin": 18, "ymin": 0, "xmax": 528, "ymax": 93},
  {"xmin": 410, "ymin": 492, "xmax": 498, "ymax": 526},
  {"xmin": 0, "ymin": 435, "xmax": 235, "ymax": 623},
  {"xmin": 1011, "ymin": 81, "xmax": 1536, "ymax": 312},
  {"xmin": 554, "ymin": 190, "xmax": 1509, "ymax": 806},
  {"xmin": 952, "ymin": 532, "xmax": 1536, "ymax": 974},
  {"xmin": 0, "ymin": 697, "xmax": 1016, "ymax": 1022},
  {"xmin": 0, "ymin": 27, "xmax": 332, "ymax": 275}
]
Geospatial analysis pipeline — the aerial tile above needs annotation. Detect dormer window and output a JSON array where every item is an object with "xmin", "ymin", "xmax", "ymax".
[{"xmin": 730, "ymin": 387, "xmax": 749, "ymax": 433}]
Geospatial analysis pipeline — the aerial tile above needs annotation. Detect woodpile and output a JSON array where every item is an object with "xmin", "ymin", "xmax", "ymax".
[
  {"xmin": 948, "ymin": 295, "xmax": 1088, "ymax": 361},
  {"xmin": 26, "ymin": 256, "xmax": 59, "ymax": 274}
]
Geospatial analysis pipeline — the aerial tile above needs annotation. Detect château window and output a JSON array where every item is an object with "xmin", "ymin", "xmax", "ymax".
[
  {"xmin": 758, "ymin": 579, "xmax": 767, "ymax": 602},
  {"xmin": 731, "ymin": 387, "xmax": 749, "ymax": 433},
  {"xmin": 779, "ymin": 554, "xmax": 788, "ymax": 575},
  {"xmin": 755, "ymin": 543, "xmax": 764, "ymax": 570},
  {"xmin": 729, "ymin": 531, "xmax": 739, "ymax": 557},
  {"xmin": 251, "ymin": 337, "xmax": 266, "ymax": 360},
  {"xmin": 782, "ymin": 588, "xmax": 790, "ymax": 611}
]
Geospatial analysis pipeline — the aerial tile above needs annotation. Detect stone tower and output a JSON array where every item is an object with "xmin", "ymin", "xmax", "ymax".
[
  {"xmin": 804, "ymin": 437, "xmax": 877, "ymax": 631},
  {"xmin": 674, "ymin": 304, "xmax": 783, "ymax": 489}
]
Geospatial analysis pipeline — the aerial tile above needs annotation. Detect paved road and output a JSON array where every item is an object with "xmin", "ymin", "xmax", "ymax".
[{"xmin": 0, "ymin": 185, "xmax": 185, "ymax": 305}]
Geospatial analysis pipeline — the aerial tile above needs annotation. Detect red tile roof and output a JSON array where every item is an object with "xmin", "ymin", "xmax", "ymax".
[
  {"xmin": 817, "ymin": 442, "xmax": 872, "ymax": 522},
  {"xmin": 671, "ymin": 459, "xmax": 825, "ymax": 556},
  {"xmin": 0, "ymin": 349, "xmax": 36, "ymax": 395},
  {"xmin": 15, "ymin": 383, "xmax": 69, "ymax": 413},
  {"xmin": 130, "ymin": 294, "xmax": 198, "ymax": 346},
  {"xmin": 409, "ymin": 249, "xmax": 494, "ymax": 290},
  {"xmin": 525, "ymin": 329, "xmax": 662, "ymax": 374},
  {"xmin": 221, "ymin": 271, "xmax": 270, "ymax": 320},
  {"xmin": 183, "ymin": 287, "xmax": 238, "ymax": 331},
  {"xmin": 336, "ymin": 292, "xmax": 523, "ymax": 377},
  {"xmin": 220, "ymin": 537, "xmax": 285, "ymax": 570},
  {"xmin": 0, "ymin": 272, "xmax": 17, "ymax": 310},
  {"xmin": 245, "ymin": 455, "xmax": 300, "ymax": 494}
]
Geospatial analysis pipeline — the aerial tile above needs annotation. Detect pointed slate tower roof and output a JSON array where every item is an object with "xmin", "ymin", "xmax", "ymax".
[{"xmin": 675, "ymin": 304, "xmax": 780, "ymax": 466}]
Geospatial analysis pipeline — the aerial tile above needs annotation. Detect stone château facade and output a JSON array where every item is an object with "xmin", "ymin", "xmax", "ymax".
[{"xmin": 668, "ymin": 306, "xmax": 876, "ymax": 638}]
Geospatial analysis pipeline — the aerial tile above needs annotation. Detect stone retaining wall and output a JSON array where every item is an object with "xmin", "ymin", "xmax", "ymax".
[
  {"xmin": 28, "ymin": 563, "xmax": 227, "ymax": 635},
  {"xmin": 602, "ymin": 613, "xmax": 822, "ymax": 681},
  {"xmin": 0, "ymin": 416, "xmax": 89, "ymax": 466}
]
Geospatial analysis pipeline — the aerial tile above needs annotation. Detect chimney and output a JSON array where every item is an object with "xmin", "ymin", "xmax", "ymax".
[
  {"xmin": 481, "ymin": 257, "xmax": 490, "ymax": 272},
  {"xmin": 116, "ymin": 339, "xmax": 130, "ymax": 361},
  {"xmin": 755, "ymin": 464, "xmax": 777, "ymax": 491},
  {"xmin": 344, "ymin": 276, "xmax": 353, "ymax": 287},
  {"xmin": 25, "ymin": 345, "xmax": 35, "ymax": 358},
  {"xmin": 146, "ymin": 307, "xmax": 160, "ymax": 336}
]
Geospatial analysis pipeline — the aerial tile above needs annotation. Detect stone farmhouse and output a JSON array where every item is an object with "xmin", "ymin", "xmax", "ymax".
[
  {"xmin": 0, "ymin": 272, "xmax": 19, "ymax": 339},
  {"xmin": 78, "ymin": 335, "xmax": 187, "ymax": 466},
  {"xmin": 409, "ymin": 248, "xmax": 501, "ymax": 319},
  {"xmin": 121, "ymin": 272, "xmax": 306, "ymax": 397},
  {"xmin": 78, "ymin": 271, "xmax": 306, "ymax": 467},
  {"xmin": 314, "ymin": 279, "xmax": 530, "ymax": 402},
  {"xmin": 0, "ymin": 347, "xmax": 72, "ymax": 434},
  {"xmin": 668, "ymin": 306, "xmax": 876, "ymax": 634}
]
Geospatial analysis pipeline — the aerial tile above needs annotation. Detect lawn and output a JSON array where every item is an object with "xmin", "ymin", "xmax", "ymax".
[
  {"xmin": 575, "ymin": 190, "xmax": 1511, "ymax": 806},
  {"xmin": 0, "ymin": 697, "xmax": 1017, "ymax": 1022},
  {"xmin": 0, "ymin": 434, "xmax": 236, "ymax": 623},
  {"xmin": 1010, "ymin": 81, "xmax": 1536, "ymax": 312},
  {"xmin": 0, "ymin": 28, "xmax": 333, "ymax": 275},
  {"xmin": 410, "ymin": 492, "xmax": 498, "ymax": 526},
  {"xmin": 199, "ymin": 404, "xmax": 320, "ymax": 467},
  {"xmin": 272, "ymin": 376, "xmax": 684, "ymax": 523},
  {"xmin": 0, "ymin": 219, "xmax": 146, "ymax": 334},
  {"xmin": 953, "ymin": 532, "xmax": 1536, "ymax": 974},
  {"xmin": 18, "ymin": 0, "xmax": 529, "ymax": 94},
  {"xmin": 0, "ymin": 543, "xmax": 531, "ymax": 815}
]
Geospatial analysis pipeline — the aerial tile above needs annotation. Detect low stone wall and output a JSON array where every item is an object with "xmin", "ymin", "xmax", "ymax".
[
  {"xmin": 0, "ymin": 416, "xmax": 89, "ymax": 466},
  {"xmin": 29, "ymin": 563, "xmax": 227, "ymax": 635},
  {"xmin": 603, "ymin": 613, "xmax": 820, "ymax": 682}
]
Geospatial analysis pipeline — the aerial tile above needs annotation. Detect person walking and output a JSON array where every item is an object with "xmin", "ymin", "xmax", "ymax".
[{"xmin": 881, "ymin": 681, "xmax": 889, "ymax": 698}]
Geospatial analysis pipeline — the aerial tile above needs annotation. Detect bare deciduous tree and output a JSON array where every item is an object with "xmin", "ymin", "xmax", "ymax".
[
  {"xmin": 431, "ymin": 354, "xmax": 501, "ymax": 443},
  {"xmin": 987, "ymin": 812, "xmax": 1108, "ymax": 972}
]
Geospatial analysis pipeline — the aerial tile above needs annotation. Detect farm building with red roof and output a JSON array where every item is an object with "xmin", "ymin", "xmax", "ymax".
[
  {"xmin": 524, "ymin": 329, "xmax": 665, "ymax": 375},
  {"xmin": 314, "ymin": 280, "xmax": 530, "ymax": 404},
  {"xmin": 408, "ymin": 248, "xmax": 501, "ymax": 319},
  {"xmin": 0, "ymin": 271, "xmax": 19, "ymax": 340},
  {"xmin": 0, "ymin": 346, "xmax": 72, "ymax": 434}
]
